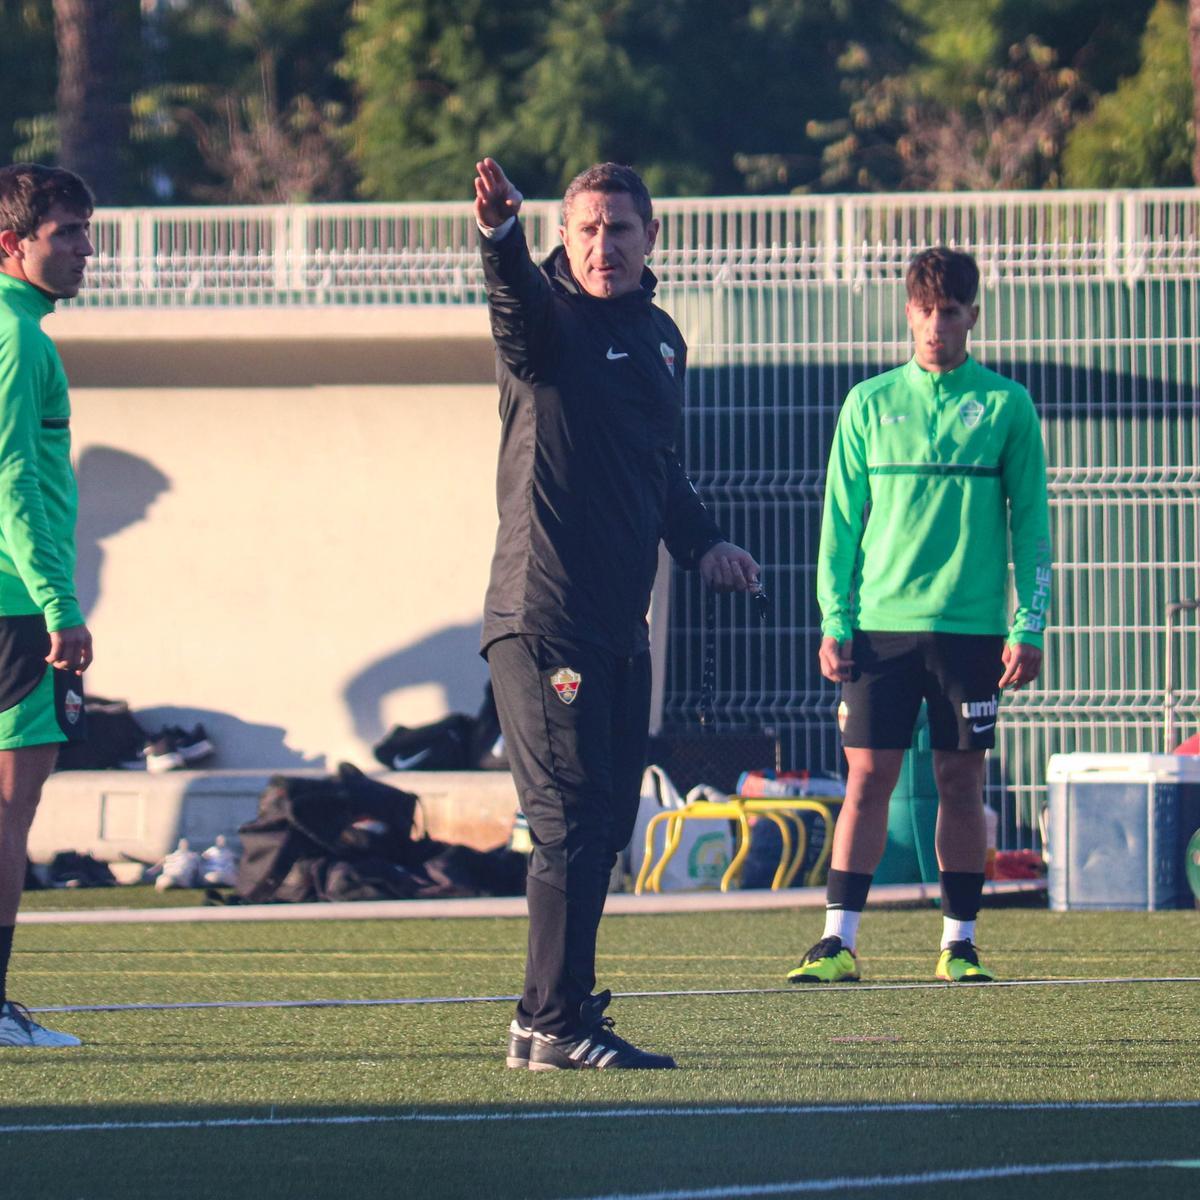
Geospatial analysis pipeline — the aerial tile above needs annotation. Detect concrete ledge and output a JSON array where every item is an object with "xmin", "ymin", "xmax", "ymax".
[
  {"xmin": 18, "ymin": 879, "xmax": 1049, "ymax": 924},
  {"xmin": 49, "ymin": 306, "xmax": 490, "ymax": 341},
  {"xmin": 29, "ymin": 768, "xmax": 518, "ymax": 865}
]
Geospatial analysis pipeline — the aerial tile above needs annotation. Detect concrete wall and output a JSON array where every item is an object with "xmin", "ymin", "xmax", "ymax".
[{"xmin": 50, "ymin": 307, "xmax": 505, "ymax": 769}]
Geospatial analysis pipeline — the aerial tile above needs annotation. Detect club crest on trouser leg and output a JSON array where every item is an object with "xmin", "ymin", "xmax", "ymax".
[
  {"xmin": 64, "ymin": 689, "xmax": 83, "ymax": 725},
  {"xmin": 837, "ymin": 700, "xmax": 849, "ymax": 733},
  {"xmin": 550, "ymin": 668, "xmax": 581, "ymax": 705},
  {"xmin": 660, "ymin": 342, "xmax": 675, "ymax": 377}
]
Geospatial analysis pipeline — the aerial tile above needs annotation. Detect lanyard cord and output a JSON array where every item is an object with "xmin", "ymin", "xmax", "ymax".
[{"xmin": 697, "ymin": 579, "xmax": 769, "ymax": 732}]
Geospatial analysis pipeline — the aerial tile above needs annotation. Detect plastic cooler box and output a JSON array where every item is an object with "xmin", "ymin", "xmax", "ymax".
[{"xmin": 1046, "ymin": 753, "xmax": 1200, "ymax": 911}]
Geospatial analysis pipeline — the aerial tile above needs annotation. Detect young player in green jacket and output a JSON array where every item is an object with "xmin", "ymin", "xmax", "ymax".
[
  {"xmin": 0, "ymin": 165, "xmax": 94, "ymax": 1047},
  {"xmin": 790, "ymin": 247, "xmax": 1051, "ymax": 985}
]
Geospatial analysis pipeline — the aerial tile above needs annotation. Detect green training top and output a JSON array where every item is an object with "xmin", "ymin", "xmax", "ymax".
[
  {"xmin": 0, "ymin": 273, "xmax": 82, "ymax": 631},
  {"xmin": 818, "ymin": 354, "xmax": 1052, "ymax": 648}
]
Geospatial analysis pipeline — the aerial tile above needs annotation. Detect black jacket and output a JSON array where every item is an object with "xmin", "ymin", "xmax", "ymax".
[{"xmin": 479, "ymin": 219, "xmax": 723, "ymax": 657}]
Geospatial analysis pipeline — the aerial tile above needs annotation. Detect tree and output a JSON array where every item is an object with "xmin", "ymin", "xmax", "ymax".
[
  {"xmin": 1062, "ymin": 0, "xmax": 1194, "ymax": 187},
  {"xmin": 0, "ymin": 3, "xmax": 56, "ymax": 169},
  {"xmin": 341, "ymin": 0, "xmax": 544, "ymax": 200},
  {"xmin": 341, "ymin": 0, "xmax": 911, "ymax": 200},
  {"xmin": 816, "ymin": 0, "xmax": 1156, "ymax": 190},
  {"xmin": 130, "ymin": 0, "xmax": 356, "ymax": 202},
  {"xmin": 1191, "ymin": 0, "xmax": 1200, "ymax": 183},
  {"xmin": 53, "ymin": 0, "xmax": 139, "ymax": 202}
]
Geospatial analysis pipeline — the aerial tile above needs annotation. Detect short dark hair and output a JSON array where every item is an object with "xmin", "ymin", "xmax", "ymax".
[
  {"xmin": 0, "ymin": 164, "xmax": 94, "ymax": 260},
  {"xmin": 906, "ymin": 247, "xmax": 979, "ymax": 306},
  {"xmin": 562, "ymin": 163, "xmax": 653, "ymax": 227}
]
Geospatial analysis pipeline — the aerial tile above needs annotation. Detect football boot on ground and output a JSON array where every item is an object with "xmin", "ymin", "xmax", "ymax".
[
  {"xmin": 936, "ymin": 939, "xmax": 996, "ymax": 983},
  {"xmin": 787, "ymin": 935, "xmax": 861, "ymax": 984},
  {"xmin": 506, "ymin": 1018, "xmax": 532, "ymax": 1069},
  {"xmin": 527, "ymin": 991, "xmax": 675, "ymax": 1071},
  {"xmin": 0, "ymin": 1001, "xmax": 81, "ymax": 1048}
]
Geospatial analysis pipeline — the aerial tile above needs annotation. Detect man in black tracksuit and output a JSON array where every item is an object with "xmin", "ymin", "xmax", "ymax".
[{"xmin": 474, "ymin": 158, "xmax": 759, "ymax": 1071}]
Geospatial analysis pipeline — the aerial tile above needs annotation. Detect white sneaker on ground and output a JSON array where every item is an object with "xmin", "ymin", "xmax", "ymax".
[
  {"xmin": 0, "ymin": 1000, "xmax": 81, "ymax": 1047},
  {"xmin": 155, "ymin": 838, "xmax": 201, "ymax": 890},
  {"xmin": 200, "ymin": 835, "xmax": 238, "ymax": 887}
]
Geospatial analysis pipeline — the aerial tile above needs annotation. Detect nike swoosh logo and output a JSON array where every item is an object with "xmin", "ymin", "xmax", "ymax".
[
  {"xmin": 391, "ymin": 747, "xmax": 433, "ymax": 769},
  {"xmin": 971, "ymin": 722, "xmax": 995, "ymax": 734},
  {"xmin": 606, "ymin": 348, "xmax": 629, "ymax": 360}
]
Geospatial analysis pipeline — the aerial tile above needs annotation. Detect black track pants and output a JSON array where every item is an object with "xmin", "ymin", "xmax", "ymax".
[{"xmin": 487, "ymin": 634, "xmax": 651, "ymax": 1036}]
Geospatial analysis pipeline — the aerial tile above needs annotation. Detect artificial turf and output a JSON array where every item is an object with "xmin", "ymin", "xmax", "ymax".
[{"xmin": 2, "ymin": 906, "xmax": 1198, "ymax": 1199}]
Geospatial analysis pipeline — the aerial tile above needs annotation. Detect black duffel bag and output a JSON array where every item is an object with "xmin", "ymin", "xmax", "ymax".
[{"xmin": 235, "ymin": 763, "xmax": 420, "ymax": 903}]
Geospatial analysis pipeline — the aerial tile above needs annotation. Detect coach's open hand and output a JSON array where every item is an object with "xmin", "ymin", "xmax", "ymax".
[
  {"xmin": 474, "ymin": 158, "xmax": 524, "ymax": 229},
  {"xmin": 699, "ymin": 541, "xmax": 760, "ymax": 593}
]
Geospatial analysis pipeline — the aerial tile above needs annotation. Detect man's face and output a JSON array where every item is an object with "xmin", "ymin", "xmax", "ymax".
[
  {"xmin": 10, "ymin": 203, "xmax": 94, "ymax": 299},
  {"xmin": 905, "ymin": 295, "xmax": 978, "ymax": 373},
  {"xmin": 560, "ymin": 190, "xmax": 659, "ymax": 300}
]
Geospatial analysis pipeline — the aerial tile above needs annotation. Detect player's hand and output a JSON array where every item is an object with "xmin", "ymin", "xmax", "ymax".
[
  {"xmin": 474, "ymin": 158, "xmax": 523, "ymax": 229},
  {"xmin": 699, "ymin": 542, "xmax": 760, "ymax": 593},
  {"xmin": 46, "ymin": 624, "xmax": 93, "ymax": 674},
  {"xmin": 818, "ymin": 636, "xmax": 853, "ymax": 683},
  {"xmin": 998, "ymin": 641, "xmax": 1041, "ymax": 690}
]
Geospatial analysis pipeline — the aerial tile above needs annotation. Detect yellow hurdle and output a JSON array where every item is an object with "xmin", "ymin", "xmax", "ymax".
[{"xmin": 634, "ymin": 797, "xmax": 823, "ymax": 894}]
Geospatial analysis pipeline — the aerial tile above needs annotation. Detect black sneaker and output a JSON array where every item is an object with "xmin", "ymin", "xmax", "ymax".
[
  {"xmin": 172, "ymin": 724, "xmax": 215, "ymax": 766},
  {"xmin": 141, "ymin": 730, "xmax": 185, "ymax": 773},
  {"xmin": 505, "ymin": 1018, "xmax": 532, "ymax": 1069},
  {"xmin": 527, "ymin": 991, "xmax": 676, "ymax": 1071}
]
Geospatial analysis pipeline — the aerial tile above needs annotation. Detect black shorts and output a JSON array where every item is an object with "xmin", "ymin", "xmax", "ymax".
[
  {"xmin": 0, "ymin": 614, "xmax": 87, "ymax": 750},
  {"xmin": 837, "ymin": 630, "xmax": 1005, "ymax": 752}
]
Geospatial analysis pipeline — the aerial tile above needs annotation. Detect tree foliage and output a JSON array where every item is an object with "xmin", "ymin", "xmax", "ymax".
[
  {"xmin": 14, "ymin": 0, "xmax": 1200, "ymax": 202},
  {"xmin": 1062, "ymin": 0, "xmax": 1195, "ymax": 187},
  {"xmin": 341, "ymin": 0, "xmax": 912, "ymax": 200}
]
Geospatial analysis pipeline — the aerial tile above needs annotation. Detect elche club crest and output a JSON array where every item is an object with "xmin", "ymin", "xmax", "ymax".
[
  {"xmin": 660, "ymin": 342, "xmax": 675, "ymax": 377},
  {"xmin": 958, "ymin": 398, "xmax": 985, "ymax": 429},
  {"xmin": 64, "ymin": 689, "xmax": 83, "ymax": 725},
  {"xmin": 550, "ymin": 667, "xmax": 581, "ymax": 705}
]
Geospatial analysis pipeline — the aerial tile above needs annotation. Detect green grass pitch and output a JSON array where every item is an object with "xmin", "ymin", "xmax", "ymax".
[{"xmin": 2, "ymin": 903, "xmax": 1198, "ymax": 1199}]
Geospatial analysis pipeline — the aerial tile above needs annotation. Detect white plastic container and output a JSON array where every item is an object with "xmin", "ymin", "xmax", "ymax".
[{"xmin": 1046, "ymin": 753, "xmax": 1200, "ymax": 911}]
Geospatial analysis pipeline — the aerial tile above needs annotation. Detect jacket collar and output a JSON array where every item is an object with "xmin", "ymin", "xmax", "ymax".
[
  {"xmin": 542, "ymin": 245, "xmax": 657, "ymax": 305},
  {"xmin": 0, "ymin": 272, "xmax": 56, "ymax": 322},
  {"xmin": 904, "ymin": 353, "xmax": 978, "ymax": 390}
]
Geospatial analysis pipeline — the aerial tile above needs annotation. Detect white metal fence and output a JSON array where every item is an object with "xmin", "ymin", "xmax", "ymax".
[
  {"xmin": 76, "ymin": 190, "xmax": 1200, "ymax": 849},
  {"xmin": 77, "ymin": 190, "xmax": 1200, "ymax": 307}
]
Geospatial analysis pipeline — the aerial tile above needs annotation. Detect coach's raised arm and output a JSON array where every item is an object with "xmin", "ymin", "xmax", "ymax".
[{"xmin": 472, "ymin": 155, "xmax": 757, "ymax": 1071}]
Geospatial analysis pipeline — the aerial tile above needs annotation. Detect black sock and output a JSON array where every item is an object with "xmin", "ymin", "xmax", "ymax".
[
  {"xmin": 0, "ymin": 925, "xmax": 14, "ymax": 1006},
  {"xmin": 940, "ymin": 871, "xmax": 985, "ymax": 921},
  {"xmin": 826, "ymin": 868, "xmax": 873, "ymax": 912}
]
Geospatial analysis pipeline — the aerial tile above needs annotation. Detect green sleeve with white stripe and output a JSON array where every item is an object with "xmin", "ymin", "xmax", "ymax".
[{"xmin": 1003, "ymin": 392, "xmax": 1052, "ymax": 648}]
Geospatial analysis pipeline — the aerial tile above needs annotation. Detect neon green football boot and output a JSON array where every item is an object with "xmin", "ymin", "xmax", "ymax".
[
  {"xmin": 787, "ymin": 936, "xmax": 860, "ymax": 984},
  {"xmin": 935, "ymin": 939, "xmax": 996, "ymax": 983}
]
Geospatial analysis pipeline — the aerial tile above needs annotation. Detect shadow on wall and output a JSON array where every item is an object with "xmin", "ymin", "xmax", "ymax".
[
  {"xmin": 132, "ymin": 705, "xmax": 324, "ymax": 771},
  {"xmin": 75, "ymin": 445, "xmax": 171, "ymax": 619},
  {"xmin": 343, "ymin": 621, "xmax": 490, "ymax": 746},
  {"xmin": 74, "ymin": 446, "xmax": 320, "ymax": 768}
]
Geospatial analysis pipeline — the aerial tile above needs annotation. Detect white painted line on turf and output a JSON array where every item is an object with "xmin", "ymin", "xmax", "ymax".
[
  {"xmin": 561, "ymin": 1158, "xmax": 1200, "ymax": 1200},
  {"xmin": 28, "ymin": 976, "xmax": 1200, "ymax": 1015},
  {"xmin": 2, "ymin": 1101, "xmax": 1199, "ymax": 1136}
]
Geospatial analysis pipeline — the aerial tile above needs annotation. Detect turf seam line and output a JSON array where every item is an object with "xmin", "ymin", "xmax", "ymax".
[
  {"xmin": 560, "ymin": 1157, "xmax": 1200, "ymax": 1199},
  {"xmin": 29, "ymin": 976, "xmax": 1200, "ymax": 1015},
  {"xmin": 2, "ymin": 1102, "xmax": 1199, "ymax": 1136}
]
